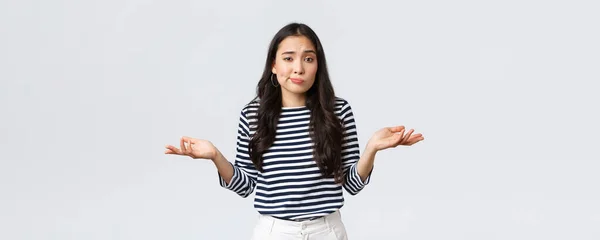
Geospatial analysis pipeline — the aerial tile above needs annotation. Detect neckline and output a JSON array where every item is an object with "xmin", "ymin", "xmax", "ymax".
[{"xmin": 281, "ymin": 105, "xmax": 308, "ymax": 110}]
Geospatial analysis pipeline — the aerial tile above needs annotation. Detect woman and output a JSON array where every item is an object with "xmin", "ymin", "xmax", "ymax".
[{"xmin": 164, "ymin": 22, "xmax": 424, "ymax": 239}]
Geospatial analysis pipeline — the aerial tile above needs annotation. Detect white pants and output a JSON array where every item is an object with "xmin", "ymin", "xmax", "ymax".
[{"xmin": 250, "ymin": 211, "xmax": 348, "ymax": 240}]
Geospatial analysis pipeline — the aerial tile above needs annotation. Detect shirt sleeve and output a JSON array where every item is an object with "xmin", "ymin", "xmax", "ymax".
[
  {"xmin": 340, "ymin": 100, "xmax": 372, "ymax": 195},
  {"xmin": 217, "ymin": 108, "xmax": 258, "ymax": 198}
]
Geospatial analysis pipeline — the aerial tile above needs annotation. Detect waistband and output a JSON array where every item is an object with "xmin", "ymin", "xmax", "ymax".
[
  {"xmin": 259, "ymin": 210, "xmax": 341, "ymax": 228},
  {"xmin": 272, "ymin": 215, "xmax": 323, "ymax": 222}
]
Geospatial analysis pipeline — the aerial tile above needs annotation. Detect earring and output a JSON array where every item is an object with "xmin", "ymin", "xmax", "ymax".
[{"xmin": 271, "ymin": 74, "xmax": 279, "ymax": 87}]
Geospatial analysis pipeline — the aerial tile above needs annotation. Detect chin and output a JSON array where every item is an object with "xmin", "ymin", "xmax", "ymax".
[{"xmin": 283, "ymin": 84, "xmax": 313, "ymax": 94}]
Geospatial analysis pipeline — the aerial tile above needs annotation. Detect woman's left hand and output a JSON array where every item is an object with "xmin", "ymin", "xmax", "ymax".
[{"xmin": 366, "ymin": 126, "xmax": 424, "ymax": 152}]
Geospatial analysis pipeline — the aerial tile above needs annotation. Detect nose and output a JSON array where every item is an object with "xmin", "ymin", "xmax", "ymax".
[{"xmin": 293, "ymin": 59, "xmax": 304, "ymax": 75}]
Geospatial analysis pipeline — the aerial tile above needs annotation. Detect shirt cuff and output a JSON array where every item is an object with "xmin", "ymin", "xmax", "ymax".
[
  {"xmin": 349, "ymin": 163, "xmax": 372, "ymax": 189},
  {"xmin": 218, "ymin": 162, "xmax": 240, "ymax": 189}
]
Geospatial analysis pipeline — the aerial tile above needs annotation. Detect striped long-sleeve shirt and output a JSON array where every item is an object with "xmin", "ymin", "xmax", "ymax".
[{"xmin": 218, "ymin": 97, "xmax": 372, "ymax": 221}]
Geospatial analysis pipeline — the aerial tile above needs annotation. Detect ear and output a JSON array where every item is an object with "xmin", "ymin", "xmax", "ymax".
[{"xmin": 271, "ymin": 65, "xmax": 277, "ymax": 74}]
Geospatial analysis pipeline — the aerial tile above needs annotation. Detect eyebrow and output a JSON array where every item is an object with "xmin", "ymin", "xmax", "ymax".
[{"xmin": 281, "ymin": 50, "xmax": 316, "ymax": 55}]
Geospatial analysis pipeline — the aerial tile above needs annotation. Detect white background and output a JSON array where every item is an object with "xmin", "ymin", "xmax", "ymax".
[{"xmin": 1, "ymin": 0, "xmax": 599, "ymax": 239}]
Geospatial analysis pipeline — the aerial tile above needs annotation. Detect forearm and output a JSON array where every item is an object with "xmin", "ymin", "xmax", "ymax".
[
  {"xmin": 212, "ymin": 149, "xmax": 234, "ymax": 185},
  {"xmin": 356, "ymin": 145, "xmax": 377, "ymax": 182}
]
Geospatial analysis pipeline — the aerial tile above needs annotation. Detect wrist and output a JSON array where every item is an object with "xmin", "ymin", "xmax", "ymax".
[
  {"xmin": 364, "ymin": 143, "xmax": 378, "ymax": 156},
  {"xmin": 211, "ymin": 149, "xmax": 226, "ymax": 163}
]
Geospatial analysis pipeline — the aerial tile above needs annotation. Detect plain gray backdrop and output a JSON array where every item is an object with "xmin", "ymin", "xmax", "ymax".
[{"xmin": 1, "ymin": 0, "xmax": 599, "ymax": 239}]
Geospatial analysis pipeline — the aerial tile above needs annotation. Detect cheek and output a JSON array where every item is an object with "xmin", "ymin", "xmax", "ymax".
[
  {"xmin": 275, "ymin": 66, "xmax": 292, "ymax": 78},
  {"xmin": 275, "ymin": 60, "xmax": 290, "ymax": 71},
  {"xmin": 307, "ymin": 65, "xmax": 318, "ymax": 80}
]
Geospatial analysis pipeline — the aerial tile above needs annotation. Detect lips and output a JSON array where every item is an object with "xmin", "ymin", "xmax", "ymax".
[{"xmin": 290, "ymin": 78, "xmax": 304, "ymax": 84}]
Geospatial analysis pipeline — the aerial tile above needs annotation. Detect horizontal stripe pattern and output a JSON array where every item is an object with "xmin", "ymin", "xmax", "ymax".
[{"xmin": 218, "ymin": 97, "xmax": 372, "ymax": 220}]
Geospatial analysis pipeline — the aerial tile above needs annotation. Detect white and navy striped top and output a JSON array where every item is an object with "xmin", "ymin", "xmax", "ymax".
[{"xmin": 218, "ymin": 97, "xmax": 372, "ymax": 221}]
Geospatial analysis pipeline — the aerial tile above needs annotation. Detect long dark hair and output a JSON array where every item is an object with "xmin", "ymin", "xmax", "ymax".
[{"xmin": 248, "ymin": 23, "xmax": 345, "ymax": 184}]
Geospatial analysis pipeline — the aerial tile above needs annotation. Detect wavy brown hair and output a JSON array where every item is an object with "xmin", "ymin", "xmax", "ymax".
[{"xmin": 248, "ymin": 23, "xmax": 345, "ymax": 184}]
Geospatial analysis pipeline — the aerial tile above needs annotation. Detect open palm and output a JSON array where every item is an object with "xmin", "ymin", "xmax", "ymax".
[
  {"xmin": 367, "ymin": 126, "xmax": 424, "ymax": 151},
  {"xmin": 164, "ymin": 136, "xmax": 217, "ymax": 160}
]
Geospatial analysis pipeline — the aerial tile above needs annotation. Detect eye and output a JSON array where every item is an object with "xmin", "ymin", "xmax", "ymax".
[
  {"xmin": 283, "ymin": 57, "xmax": 292, "ymax": 61},
  {"xmin": 305, "ymin": 57, "xmax": 314, "ymax": 62}
]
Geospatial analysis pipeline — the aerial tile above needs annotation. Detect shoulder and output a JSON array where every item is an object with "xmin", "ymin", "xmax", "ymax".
[
  {"xmin": 239, "ymin": 98, "xmax": 260, "ymax": 119},
  {"xmin": 334, "ymin": 96, "xmax": 355, "ymax": 108},
  {"xmin": 334, "ymin": 96, "xmax": 354, "ymax": 117},
  {"xmin": 334, "ymin": 96, "xmax": 347, "ymax": 106}
]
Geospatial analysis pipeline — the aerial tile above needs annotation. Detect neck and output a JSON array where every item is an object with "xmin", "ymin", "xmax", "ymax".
[{"xmin": 281, "ymin": 92, "xmax": 306, "ymax": 107}]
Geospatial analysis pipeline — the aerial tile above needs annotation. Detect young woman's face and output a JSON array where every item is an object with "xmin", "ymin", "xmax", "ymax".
[{"xmin": 272, "ymin": 35, "xmax": 318, "ymax": 96}]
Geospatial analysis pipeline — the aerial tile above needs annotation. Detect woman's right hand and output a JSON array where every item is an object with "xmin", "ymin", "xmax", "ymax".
[{"xmin": 164, "ymin": 136, "xmax": 218, "ymax": 160}]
